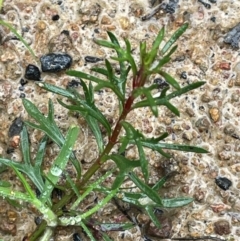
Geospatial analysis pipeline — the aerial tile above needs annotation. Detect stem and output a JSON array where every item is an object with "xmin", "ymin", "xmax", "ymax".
[{"xmin": 30, "ymin": 64, "xmax": 147, "ymax": 240}]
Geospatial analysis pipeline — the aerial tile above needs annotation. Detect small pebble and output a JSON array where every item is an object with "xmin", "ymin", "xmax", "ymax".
[
  {"xmin": 154, "ymin": 78, "xmax": 169, "ymax": 89},
  {"xmin": 180, "ymin": 71, "xmax": 187, "ymax": 79},
  {"xmin": 84, "ymin": 56, "xmax": 103, "ymax": 63},
  {"xmin": 40, "ymin": 53, "xmax": 72, "ymax": 72},
  {"xmin": 52, "ymin": 14, "xmax": 60, "ymax": 21},
  {"xmin": 215, "ymin": 176, "xmax": 232, "ymax": 190},
  {"xmin": 214, "ymin": 220, "xmax": 231, "ymax": 235},
  {"xmin": 24, "ymin": 64, "xmax": 41, "ymax": 81},
  {"xmin": 8, "ymin": 117, "xmax": 23, "ymax": 138},
  {"xmin": 67, "ymin": 79, "xmax": 81, "ymax": 88},
  {"xmin": 219, "ymin": 62, "xmax": 231, "ymax": 70},
  {"xmin": 20, "ymin": 93, "xmax": 26, "ymax": 98},
  {"xmin": 209, "ymin": 107, "xmax": 220, "ymax": 122},
  {"xmin": 20, "ymin": 78, "xmax": 28, "ymax": 86},
  {"xmin": 73, "ymin": 233, "xmax": 82, "ymax": 241}
]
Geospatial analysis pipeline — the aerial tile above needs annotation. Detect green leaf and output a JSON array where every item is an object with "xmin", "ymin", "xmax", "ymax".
[
  {"xmin": 161, "ymin": 23, "xmax": 188, "ymax": 55},
  {"xmin": 164, "ymin": 100, "xmax": 180, "ymax": 116},
  {"xmin": 67, "ymin": 70, "xmax": 125, "ymax": 102},
  {"xmin": 145, "ymin": 27, "xmax": 165, "ymax": 66},
  {"xmin": 40, "ymin": 125, "xmax": 79, "ymax": 204},
  {"xmin": 23, "ymin": 99, "xmax": 81, "ymax": 177},
  {"xmin": 120, "ymin": 122, "xmax": 149, "ymax": 181},
  {"xmin": 128, "ymin": 172, "xmax": 163, "ymax": 206},
  {"xmin": 159, "ymin": 71, "xmax": 180, "ymax": 90},
  {"xmin": 152, "ymin": 176, "xmax": 168, "ymax": 191},
  {"xmin": 162, "ymin": 197, "xmax": 193, "ymax": 208},
  {"xmin": 107, "ymin": 31, "xmax": 121, "ymax": 46},
  {"xmin": 145, "ymin": 205, "xmax": 161, "ymax": 228},
  {"xmin": 133, "ymin": 82, "xmax": 206, "ymax": 109},
  {"xmin": 99, "ymin": 222, "xmax": 135, "ymax": 232},
  {"xmin": 10, "ymin": 164, "xmax": 35, "ymax": 199},
  {"xmin": 0, "ymin": 20, "xmax": 36, "ymax": 60},
  {"xmin": 139, "ymin": 140, "xmax": 208, "ymax": 154}
]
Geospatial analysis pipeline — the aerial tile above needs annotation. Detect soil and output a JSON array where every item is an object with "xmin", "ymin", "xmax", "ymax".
[{"xmin": 0, "ymin": 0, "xmax": 240, "ymax": 241}]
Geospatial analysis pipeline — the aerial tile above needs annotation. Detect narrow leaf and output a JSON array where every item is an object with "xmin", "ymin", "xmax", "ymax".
[
  {"xmin": 159, "ymin": 71, "xmax": 180, "ymax": 90},
  {"xmin": 162, "ymin": 197, "xmax": 193, "ymax": 208},
  {"xmin": 161, "ymin": 23, "xmax": 188, "ymax": 55},
  {"xmin": 145, "ymin": 205, "xmax": 161, "ymax": 228},
  {"xmin": 128, "ymin": 172, "xmax": 163, "ymax": 206}
]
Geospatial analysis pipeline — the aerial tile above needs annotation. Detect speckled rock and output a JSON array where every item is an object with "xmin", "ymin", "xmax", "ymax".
[{"xmin": 40, "ymin": 53, "xmax": 72, "ymax": 72}]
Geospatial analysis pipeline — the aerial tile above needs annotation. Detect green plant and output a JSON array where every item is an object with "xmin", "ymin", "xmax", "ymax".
[{"xmin": 0, "ymin": 23, "xmax": 207, "ymax": 240}]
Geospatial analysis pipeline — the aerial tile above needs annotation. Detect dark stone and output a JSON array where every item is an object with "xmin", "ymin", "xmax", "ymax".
[
  {"xmin": 198, "ymin": 0, "xmax": 211, "ymax": 9},
  {"xmin": 214, "ymin": 220, "xmax": 231, "ymax": 235},
  {"xmin": 224, "ymin": 23, "xmax": 240, "ymax": 49},
  {"xmin": 20, "ymin": 93, "xmax": 26, "ymax": 98},
  {"xmin": 20, "ymin": 78, "xmax": 28, "ymax": 86},
  {"xmin": 154, "ymin": 78, "xmax": 169, "ymax": 90},
  {"xmin": 209, "ymin": 0, "xmax": 217, "ymax": 3},
  {"xmin": 210, "ymin": 16, "xmax": 216, "ymax": 22},
  {"xmin": 40, "ymin": 53, "xmax": 72, "ymax": 72},
  {"xmin": 61, "ymin": 30, "xmax": 70, "ymax": 36},
  {"xmin": 8, "ymin": 117, "xmax": 23, "ymax": 137},
  {"xmin": 52, "ymin": 15, "xmax": 59, "ymax": 21},
  {"xmin": 67, "ymin": 79, "xmax": 81, "ymax": 88},
  {"xmin": 34, "ymin": 216, "xmax": 42, "ymax": 225},
  {"xmin": 161, "ymin": 0, "xmax": 179, "ymax": 14},
  {"xmin": 24, "ymin": 64, "xmax": 41, "ymax": 81},
  {"xmin": 73, "ymin": 233, "xmax": 82, "ymax": 241},
  {"xmin": 180, "ymin": 71, "xmax": 187, "ymax": 79},
  {"xmin": 215, "ymin": 176, "xmax": 232, "ymax": 190},
  {"xmin": 84, "ymin": 56, "xmax": 103, "ymax": 63}
]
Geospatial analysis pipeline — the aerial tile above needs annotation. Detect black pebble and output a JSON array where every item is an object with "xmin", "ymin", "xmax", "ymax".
[
  {"xmin": 198, "ymin": 0, "xmax": 211, "ymax": 9},
  {"xmin": 34, "ymin": 216, "xmax": 42, "ymax": 225},
  {"xmin": 210, "ymin": 16, "xmax": 216, "ymax": 22},
  {"xmin": 67, "ymin": 79, "xmax": 81, "ymax": 88},
  {"xmin": 8, "ymin": 117, "xmax": 23, "ymax": 137},
  {"xmin": 180, "ymin": 71, "xmax": 187, "ymax": 79},
  {"xmin": 20, "ymin": 93, "xmax": 26, "ymax": 98},
  {"xmin": 215, "ymin": 177, "xmax": 232, "ymax": 191},
  {"xmin": 40, "ymin": 53, "xmax": 72, "ymax": 72},
  {"xmin": 73, "ymin": 233, "xmax": 82, "ymax": 241},
  {"xmin": 52, "ymin": 14, "xmax": 60, "ymax": 21},
  {"xmin": 24, "ymin": 64, "xmax": 41, "ymax": 81},
  {"xmin": 20, "ymin": 78, "xmax": 28, "ymax": 86},
  {"xmin": 154, "ymin": 78, "xmax": 169, "ymax": 90},
  {"xmin": 85, "ymin": 56, "xmax": 103, "ymax": 63}
]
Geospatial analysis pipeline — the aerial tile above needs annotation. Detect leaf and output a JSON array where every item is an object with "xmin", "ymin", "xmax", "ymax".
[
  {"xmin": 145, "ymin": 27, "xmax": 165, "ymax": 66},
  {"xmin": 161, "ymin": 23, "xmax": 188, "ymax": 55},
  {"xmin": 10, "ymin": 164, "xmax": 35, "ymax": 198},
  {"xmin": 162, "ymin": 197, "xmax": 193, "ymax": 208},
  {"xmin": 128, "ymin": 172, "xmax": 163, "ymax": 206},
  {"xmin": 133, "ymin": 81, "xmax": 206, "ymax": 109},
  {"xmin": 164, "ymin": 100, "xmax": 180, "ymax": 116},
  {"xmin": 145, "ymin": 205, "xmax": 161, "ymax": 228},
  {"xmin": 37, "ymin": 82, "xmax": 76, "ymax": 100},
  {"xmin": 120, "ymin": 122, "xmax": 149, "ymax": 181},
  {"xmin": 40, "ymin": 125, "xmax": 79, "ymax": 204},
  {"xmin": 23, "ymin": 99, "xmax": 81, "ymax": 177},
  {"xmin": 0, "ymin": 20, "xmax": 36, "ymax": 60},
  {"xmin": 67, "ymin": 70, "xmax": 125, "ymax": 102},
  {"xmin": 99, "ymin": 222, "xmax": 134, "ymax": 232},
  {"xmin": 159, "ymin": 71, "xmax": 180, "ymax": 90}
]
